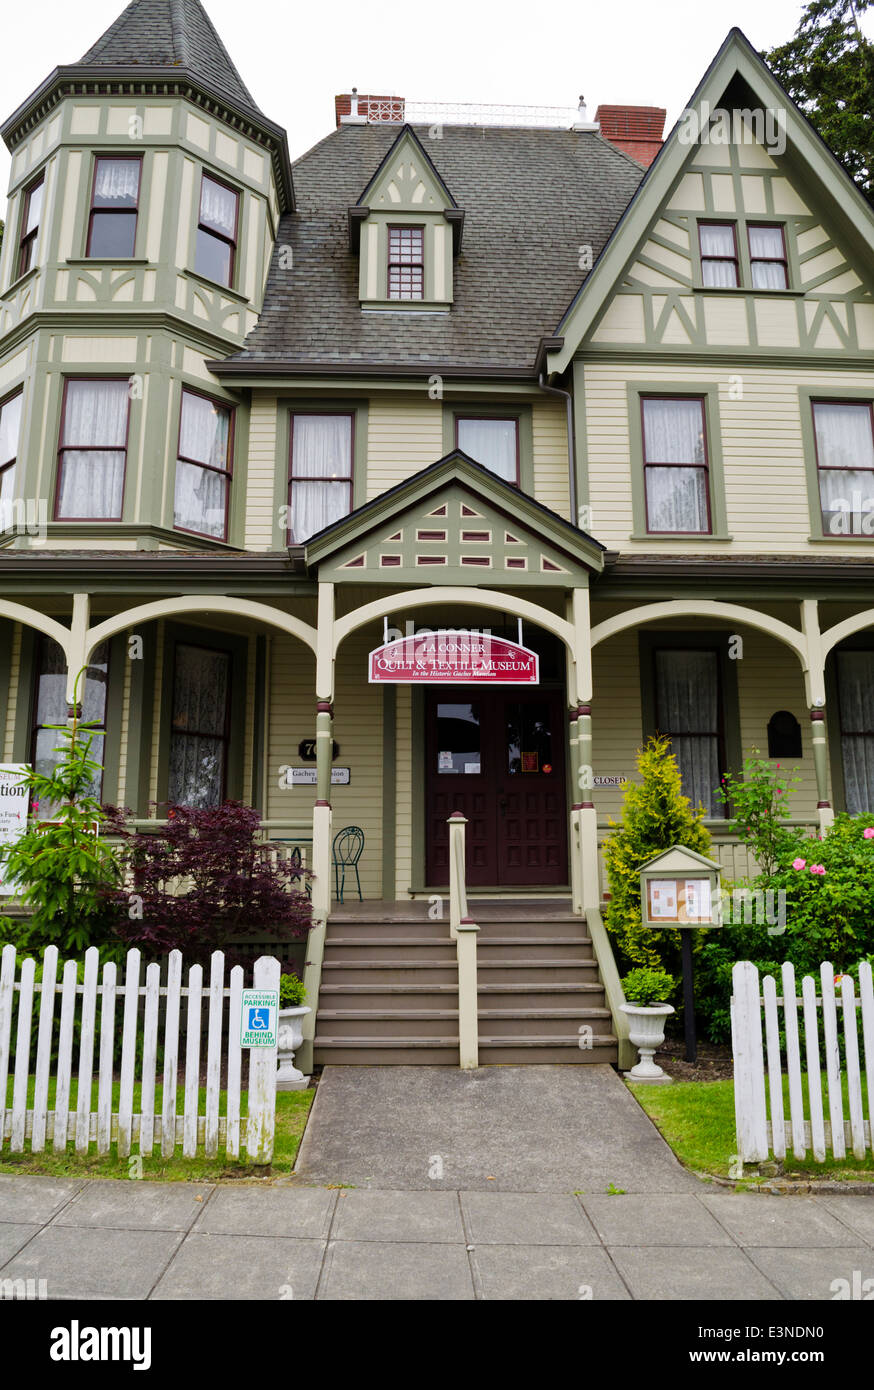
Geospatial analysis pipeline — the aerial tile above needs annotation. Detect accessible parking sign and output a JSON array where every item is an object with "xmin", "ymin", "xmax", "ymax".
[{"xmin": 240, "ymin": 989, "xmax": 279, "ymax": 1048}]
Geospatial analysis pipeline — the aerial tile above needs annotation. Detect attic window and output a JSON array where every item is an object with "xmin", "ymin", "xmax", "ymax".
[{"xmin": 387, "ymin": 226, "xmax": 424, "ymax": 299}]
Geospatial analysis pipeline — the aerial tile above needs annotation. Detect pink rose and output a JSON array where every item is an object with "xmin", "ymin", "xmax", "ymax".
[
  {"xmin": 792, "ymin": 858, "xmax": 806, "ymax": 870},
  {"xmin": 810, "ymin": 864, "xmax": 826, "ymax": 875},
  {"xmin": 864, "ymin": 828, "xmax": 874, "ymax": 840}
]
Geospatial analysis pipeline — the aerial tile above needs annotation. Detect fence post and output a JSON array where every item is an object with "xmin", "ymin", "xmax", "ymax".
[
  {"xmin": 10, "ymin": 957, "xmax": 35, "ymax": 1152},
  {"xmin": 246, "ymin": 955, "xmax": 280, "ymax": 1165},
  {"xmin": 448, "ymin": 813, "xmax": 478, "ymax": 1069},
  {"xmin": 820, "ymin": 962, "xmax": 845, "ymax": 1159},
  {"xmin": 731, "ymin": 961, "xmax": 769, "ymax": 1163},
  {"xmin": 0, "ymin": 944, "xmax": 17, "ymax": 1148}
]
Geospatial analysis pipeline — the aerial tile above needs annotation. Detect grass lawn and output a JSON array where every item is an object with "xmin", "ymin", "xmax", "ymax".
[
  {"xmin": 629, "ymin": 1071, "xmax": 874, "ymax": 1183},
  {"xmin": 0, "ymin": 1077, "xmax": 315, "ymax": 1182}
]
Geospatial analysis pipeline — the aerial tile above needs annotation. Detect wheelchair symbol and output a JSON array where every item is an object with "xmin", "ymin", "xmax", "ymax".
[{"xmin": 248, "ymin": 1007, "xmax": 270, "ymax": 1031}]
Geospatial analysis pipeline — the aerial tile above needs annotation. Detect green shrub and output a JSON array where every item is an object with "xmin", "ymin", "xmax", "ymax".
[
  {"xmin": 715, "ymin": 750, "xmax": 801, "ymax": 876},
  {"xmin": 279, "ymin": 973, "xmax": 307, "ymax": 1008},
  {"xmin": 621, "ymin": 966, "xmax": 676, "ymax": 1006},
  {"xmin": 603, "ymin": 736, "xmax": 711, "ymax": 972}
]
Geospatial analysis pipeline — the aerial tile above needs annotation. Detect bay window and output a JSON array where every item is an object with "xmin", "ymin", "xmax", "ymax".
[
  {"xmin": 174, "ymin": 389, "xmax": 233, "ymax": 539},
  {"xmin": 387, "ymin": 225, "xmax": 424, "ymax": 300},
  {"xmin": 55, "ymin": 378, "xmax": 129, "ymax": 520},
  {"xmin": 836, "ymin": 650, "xmax": 874, "ymax": 814},
  {"xmin": 87, "ymin": 156, "xmax": 141, "ymax": 258},
  {"xmin": 168, "ymin": 643, "xmax": 231, "ymax": 808},
  {"xmin": 0, "ymin": 391, "xmax": 23, "ymax": 517},
  {"xmin": 456, "ymin": 416, "xmax": 519, "ymax": 485},
  {"xmin": 641, "ymin": 396, "xmax": 710, "ymax": 534},
  {"xmin": 655, "ymin": 648, "xmax": 722, "ymax": 816},
  {"xmin": 699, "ymin": 222, "xmax": 738, "ymax": 288},
  {"xmin": 287, "ymin": 413, "xmax": 353, "ymax": 542},
  {"xmin": 17, "ymin": 174, "xmax": 44, "ymax": 278},
  {"xmin": 31, "ymin": 636, "xmax": 109, "ymax": 819},
  {"xmin": 812, "ymin": 400, "xmax": 874, "ymax": 536},
  {"xmin": 195, "ymin": 174, "xmax": 238, "ymax": 287}
]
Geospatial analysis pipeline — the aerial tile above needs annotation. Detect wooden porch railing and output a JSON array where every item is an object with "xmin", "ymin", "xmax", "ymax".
[{"xmin": 447, "ymin": 812, "xmax": 479, "ymax": 1070}]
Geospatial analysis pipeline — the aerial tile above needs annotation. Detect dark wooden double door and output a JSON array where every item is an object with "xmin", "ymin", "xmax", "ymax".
[{"xmin": 425, "ymin": 687, "xmax": 568, "ymax": 887}]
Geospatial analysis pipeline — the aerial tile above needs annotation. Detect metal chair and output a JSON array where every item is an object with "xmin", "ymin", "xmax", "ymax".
[{"xmin": 333, "ymin": 825, "xmax": 364, "ymax": 902}]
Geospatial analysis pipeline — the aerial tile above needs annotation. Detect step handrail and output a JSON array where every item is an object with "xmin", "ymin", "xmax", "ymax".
[{"xmin": 447, "ymin": 813, "xmax": 479, "ymax": 1069}]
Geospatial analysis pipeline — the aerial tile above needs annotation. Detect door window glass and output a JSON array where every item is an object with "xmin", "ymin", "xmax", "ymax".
[
  {"xmin": 436, "ymin": 702, "xmax": 481, "ymax": 774},
  {"xmin": 506, "ymin": 701, "xmax": 554, "ymax": 775}
]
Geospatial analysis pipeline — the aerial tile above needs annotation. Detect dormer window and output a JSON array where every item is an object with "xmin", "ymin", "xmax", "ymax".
[
  {"xmin": 17, "ymin": 174, "xmax": 44, "ymax": 278},
  {"xmin": 388, "ymin": 226, "xmax": 424, "ymax": 300},
  {"xmin": 87, "ymin": 157, "xmax": 141, "ymax": 258},
  {"xmin": 195, "ymin": 174, "xmax": 238, "ymax": 287}
]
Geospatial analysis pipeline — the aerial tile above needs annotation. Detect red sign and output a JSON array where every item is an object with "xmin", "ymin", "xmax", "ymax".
[{"xmin": 368, "ymin": 630, "xmax": 539, "ymax": 684}]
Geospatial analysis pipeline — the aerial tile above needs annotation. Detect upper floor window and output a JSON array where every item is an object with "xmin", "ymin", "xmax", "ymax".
[
  {"xmin": 812, "ymin": 400, "xmax": 874, "ymax": 536},
  {"xmin": 87, "ymin": 157, "xmax": 141, "ymax": 258},
  {"xmin": 17, "ymin": 174, "xmax": 44, "ymax": 278},
  {"xmin": 195, "ymin": 174, "xmax": 238, "ymax": 287},
  {"xmin": 55, "ymin": 378, "xmax": 129, "ymax": 520},
  {"xmin": 0, "ymin": 392, "xmax": 23, "ymax": 514},
  {"xmin": 641, "ymin": 396, "xmax": 710, "ymax": 534},
  {"xmin": 288, "ymin": 413, "xmax": 353, "ymax": 543},
  {"xmin": 174, "ymin": 389, "xmax": 233, "ymax": 540},
  {"xmin": 31, "ymin": 635, "xmax": 109, "ymax": 819},
  {"xmin": 387, "ymin": 226, "xmax": 424, "ymax": 300},
  {"xmin": 748, "ymin": 224, "xmax": 788, "ymax": 290},
  {"xmin": 168, "ymin": 642, "xmax": 231, "ymax": 808},
  {"xmin": 456, "ymin": 416, "xmax": 519, "ymax": 485},
  {"xmin": 699, "ymin": 223, "xmax": 738, "ymax": 288}
]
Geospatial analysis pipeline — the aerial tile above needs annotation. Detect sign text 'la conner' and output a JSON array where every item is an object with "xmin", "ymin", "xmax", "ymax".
[{"xmin": 368, "ymin": 630, "xmax": 539, "ymax": 684}]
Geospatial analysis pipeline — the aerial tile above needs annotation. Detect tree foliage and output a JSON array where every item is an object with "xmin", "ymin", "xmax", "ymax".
[{"xmin": 764, "ymin": 0, "xmax": 874, "ymax": 204}]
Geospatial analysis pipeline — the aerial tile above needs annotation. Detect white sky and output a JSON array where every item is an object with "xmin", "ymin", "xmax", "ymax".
[{"xmin": 2, "ymin": 0, "xmax": 873, "ymax": 207}]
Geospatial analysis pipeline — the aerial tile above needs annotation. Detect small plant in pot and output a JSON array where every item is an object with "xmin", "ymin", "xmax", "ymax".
[
  {"xmin": 277, "ymin": 973, "xmax": 311, "ymax": 1091},
  {"xmin": 619, "ymin": 966, "xmax": 676, "ymax": 1084}
]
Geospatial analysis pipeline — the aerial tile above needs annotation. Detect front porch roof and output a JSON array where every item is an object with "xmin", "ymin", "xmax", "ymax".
[{"xmin": 303, "ymin": 450, "xmax": 606, "ymax": 584}]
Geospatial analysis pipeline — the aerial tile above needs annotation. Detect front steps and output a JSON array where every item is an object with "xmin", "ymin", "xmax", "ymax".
[{"xmin": 313, "ymin": 903, "xmax": 618, "ymax": 1066}]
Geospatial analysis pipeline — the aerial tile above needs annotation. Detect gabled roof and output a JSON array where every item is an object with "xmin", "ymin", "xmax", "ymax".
[
  {"xmin": 305, "ymin": 450, "xmax": 605, "ymax": 579},
  {"xmin": 78, "ymin": 0, "xmax": 262, "ymax": 116},
  {"xmin": 546, "ymin": 27, "xmax": 874, "ymax": 374},
  {"xmin": 356, "ymin": 124, "xmax": 458, "ymax": 210},
  {"xmin": 213, "ymin": 123, "xmax": 645, "ymax": 376}
]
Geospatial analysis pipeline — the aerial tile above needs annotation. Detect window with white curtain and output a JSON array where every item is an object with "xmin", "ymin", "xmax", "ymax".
[
  {"xmin": 456, "ymin": 417, "xmax": 519, "ymax": 484},
  {"xmin": 168, "ymin": 643, "xmax": 231, "ymax": 808},
  {"xmin": 812, "ymin": 400, "xmax": 874, "ymax": 536},
  {"xmin": 641, "ymin": 397, "xmax": 710, "ymax": 533},
  {"xmin": 655, "ymin": 649, "xmax": 722, "ymax": 816},
  {"xmin": 699, "ymin": 223, "xmax": 738, "ymax": 287},
  {"xmin": 836, "ymin": 650, "xmax": 874, "ymax": 814},
  {"xmin": 288, "ymin": 413, "xmax": 353, "ymax": 543},
  {"xmin": 195, "ymin": 174, "xmax": 238, "ymax": 287},
  {"xmin": 87, "ymin": 157, "xmax": 141, "ymax": 257},
  {"xmin": 31, "ymin": 636, "xmax": 109, "ymax": 819},
  {"xmin": 0, "ymin": 392, "xmax": 23, "ymax": 519},
  {"xmin": 174, "ymin": 390, "xmax": 233, "ymax": 539},
  {"xmin": 17, "ymin": 174, "xmax": 44, "ymax": 278},
  {"xmin": 748, "ymin": 224, "xmax": 788, "ymax": 289},
  {"xmin": 55, "ymin": 378, "xmax": 129, "ymax": 520}
]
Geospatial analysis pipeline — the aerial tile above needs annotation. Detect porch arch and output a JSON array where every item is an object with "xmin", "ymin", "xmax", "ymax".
[
  {"xmin": 0, "ymin": 599, "xmax": 76, "ymax": 657},
  {"xmin": 590, "ymin": 600, "xmax": 809, "ymax": 669},
  {"xmin": 85, "ymin": 595, "xmax": 319, "ymax": 664},
  {"xmin": 821, "ymin": 609, "xmax": 874, "ymax": 659},
  {"xmin": 332, "ymin": 586, "xmax": 575, "ymax": 656}
]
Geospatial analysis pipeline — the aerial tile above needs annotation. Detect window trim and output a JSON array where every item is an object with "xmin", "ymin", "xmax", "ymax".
[
  {"xmin": 387, "ymin": 223, "xmax": 424, "ymax": 301},
  {"xmin": 0, "ymin": 388, "xmax": 23, "ymax": 506},
  {"xmin": 173, "ymin": 386, "xmax": 235, "ymax": 542},
  {"xmin": 747, "ymin": 221, "xmax": 789, "ymax": 290},
  {"xmin": 194, "ymin": 171, "xmax": 240, "ymax": 289},
  {"xmin": 85, "ymin": 153, "xmax": 143, "ymax": 260},
  {"xmin": 640, "ymin": 393, "xmax": 713, "ymax": 536},
  {"xmin": 454, "ymin": 413, "xmax": 521, "ymax": 488},
  {"xmin": 287, "ymin": 409, "xmax": 355, "ymax": 544},
  {"xmin": 17, "ymin": 173, "xmax": 45, "ymax": 279},
  {"xmin": 698, "ymin": 220, "xmax": 739, "ymax": 289},
  {"xmin": 627, "ymin": 383, "xmax": 730, "ymax": 541},
  {"xmin": 801, "ymin": 389, "xmax": 874, "ymax": 542},
  {"xmin": 53, "ymin": 375, "xmax": 132, "ymax": 523}
]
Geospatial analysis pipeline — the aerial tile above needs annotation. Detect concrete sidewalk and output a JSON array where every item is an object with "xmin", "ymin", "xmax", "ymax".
[{"xmin": 1, "ymin": 1173, "xmax": 873, "ymax": 1300}]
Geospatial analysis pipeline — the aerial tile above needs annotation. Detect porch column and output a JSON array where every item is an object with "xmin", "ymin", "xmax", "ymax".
[
  {"xmin": 568, "ymin": 707, "xmax": 583, "ymax": 915},
  {"xmin": 299, "ymin": 582, "xmax": 335, "ymax": 1074},
  {"xmin": 810, "ymin": 709, "xmax": 835, "ymax": 833},
  {"xmin": 576, "ymin": 704, "xmax": 600, "ymax": 911},
  {"xmin": 65, "ymin": 594, "xmax": 92, "ymax": 708}
]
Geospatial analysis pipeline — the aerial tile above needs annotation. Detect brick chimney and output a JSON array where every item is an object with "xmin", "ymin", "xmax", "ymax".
[
  {"xmin": 335, "ymin": 91, "xmax": 406, "ymax": 126},
  {"xmin": 595, "ymin": 105, "xmax": 666, "ymax": 167}
]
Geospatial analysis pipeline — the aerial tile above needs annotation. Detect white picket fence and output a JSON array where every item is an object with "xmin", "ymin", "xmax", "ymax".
[
  {"xmin": 732, "ymin": 959, "xmax": 874, "ymax": 1163},
  {"xmin": 0, "ymin": 945, "xmax": 280, "ymax": 1164}
]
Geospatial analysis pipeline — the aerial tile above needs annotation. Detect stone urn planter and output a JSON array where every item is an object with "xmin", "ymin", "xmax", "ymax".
[
  {"xmin": 276, "ymin": 1005, "xmax": 312, "ymax": 1091},
  {"xmin": 620, "ymin": 1002, "xmax": 675, "ymax": 1083}
]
